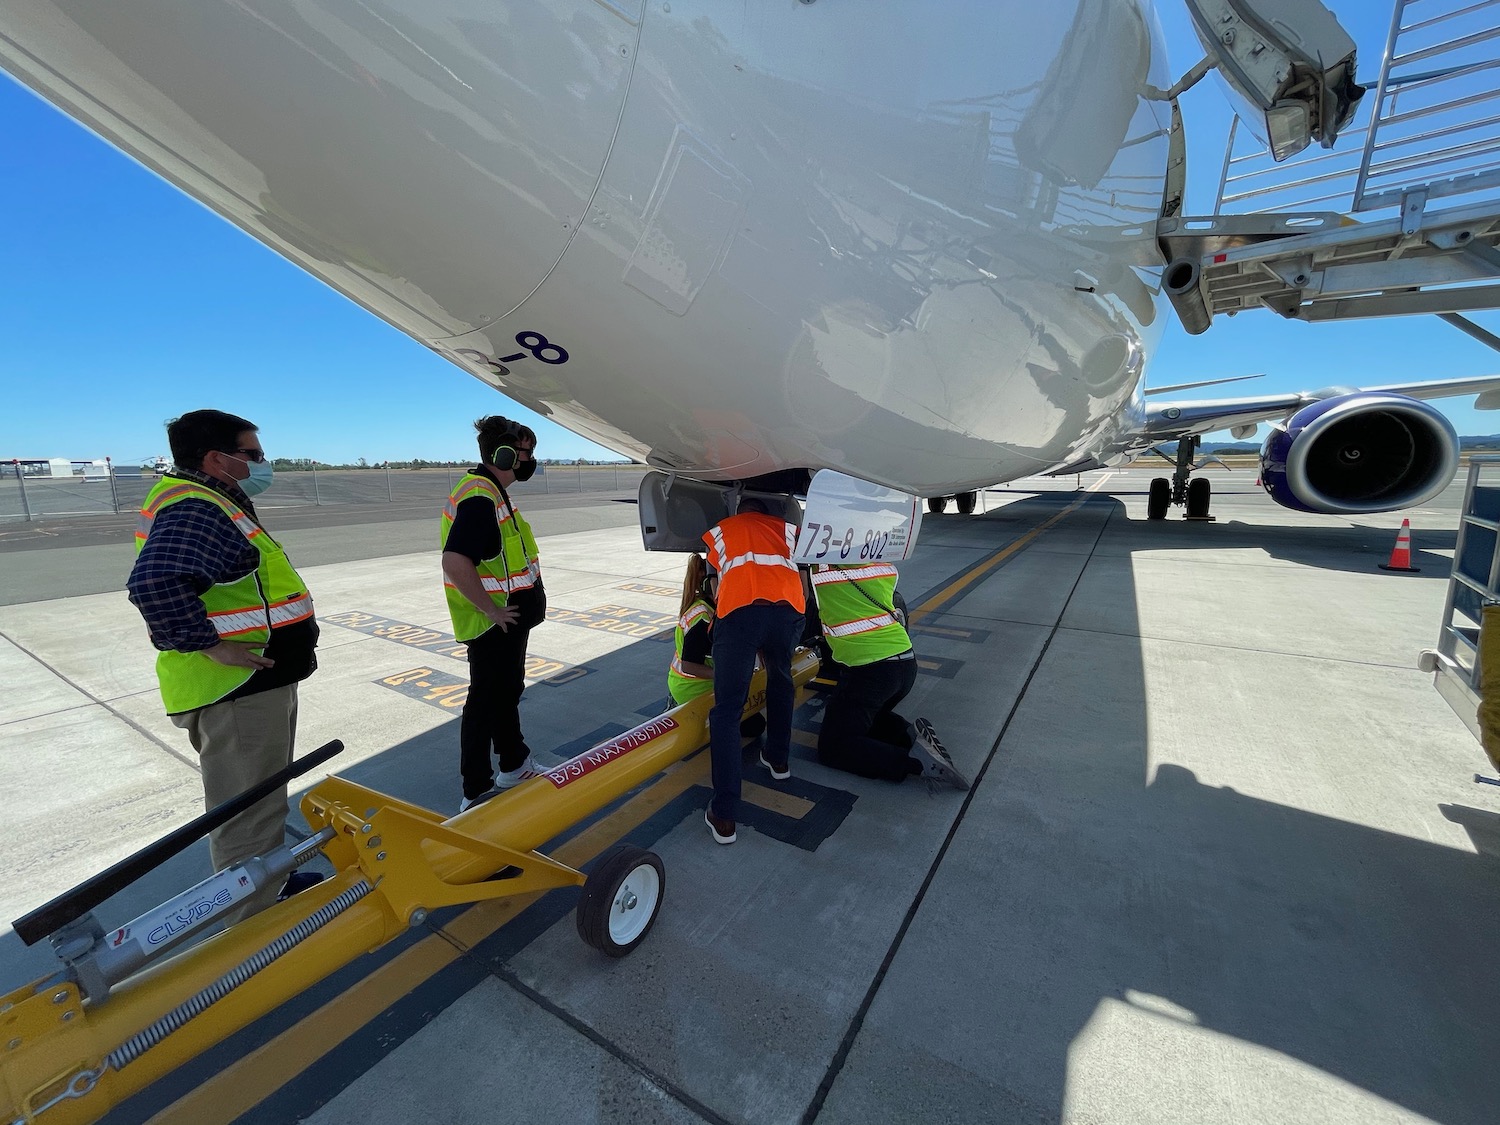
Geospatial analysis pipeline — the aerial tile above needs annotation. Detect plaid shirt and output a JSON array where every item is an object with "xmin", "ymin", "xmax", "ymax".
[{"xmin": 126, "ymin": 469, "xmax": 262, "ymax": 653}]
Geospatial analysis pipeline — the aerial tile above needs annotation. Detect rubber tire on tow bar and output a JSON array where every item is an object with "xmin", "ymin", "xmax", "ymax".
[
  {"xmin": 1186, "ymin": 476, "xmax": 1211, "ymax": 519},
  {"xmin": 926, "ymin": 496, "xmax": 948, "ymax": 514},
  {"xmin": 576, "ymin": 844, "xmax": 665, "ymax": 957},
  {"xmin": 955, "ymin": 490, "xmax": 977, "ymax": 515},
  {"xmin": 1147, "ymin": 478, "xmax": 1170, "ymax": 521}
]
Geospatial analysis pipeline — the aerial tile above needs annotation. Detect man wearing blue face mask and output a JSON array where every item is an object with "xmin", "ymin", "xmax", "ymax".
[{"xmin": 128, "ymin": 409, "xmax": 321, "ymax": 921}]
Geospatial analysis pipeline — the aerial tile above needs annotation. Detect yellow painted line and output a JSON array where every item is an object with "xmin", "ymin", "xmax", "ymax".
[
  {"xmin": 792, "ymin": 730, "xmax": 819, "ymax": 750},
  {"xmin": 145, "ymin": 938, "xmax": 465, "ymax": 1125},
  {"xmin": 911, "ymin": 624, "xmax": 975, "ymax": 638},
  {"xmin": 910, "ymin": 486, "xmax": 1100, "ymax": 621}
]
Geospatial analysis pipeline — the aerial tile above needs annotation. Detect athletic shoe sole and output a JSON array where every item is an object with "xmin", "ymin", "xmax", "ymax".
[
  {"xmin": 705, "ymin": 808, "xmax": 737, "ymax": 845},
  {"xmin": 759, "ymin": 753, "xmax": 791, "ymax": 781}
]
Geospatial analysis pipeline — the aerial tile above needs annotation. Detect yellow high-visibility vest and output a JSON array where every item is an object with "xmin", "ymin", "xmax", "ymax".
[
  {"xmin": 440, "ymin": 472, "xmax": 541, "ymax": 642},
  {"xmin": 135, "ymin": 478, "xmax": 315, "ymax": 714},
  {"xmin": 811, "ymin": 562, "xmax": 909, "ymax": 667}
]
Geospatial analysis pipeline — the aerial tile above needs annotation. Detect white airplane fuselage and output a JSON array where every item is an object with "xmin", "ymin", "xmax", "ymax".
[{"xmin": 1, "ymin": 0, "xmax": 1174, "ymax": 494}]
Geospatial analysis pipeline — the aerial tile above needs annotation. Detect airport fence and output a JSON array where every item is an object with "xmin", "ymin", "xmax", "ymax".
[{"xmin": 0, "ymin": 461, "xmax": 652, "ymax": 522}]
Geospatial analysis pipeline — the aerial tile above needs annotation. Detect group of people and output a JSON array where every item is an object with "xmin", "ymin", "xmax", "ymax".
[
  {"xmin": 125, "ymin": 409, "xmax": 969, "ymax": 921},
  {"xmin": 667, "ymin": 496, "xmax": 970, "ymax": 847},
  {"xmin": 126, "ymin": 410, "xmax": 549, "ymax": 915}
]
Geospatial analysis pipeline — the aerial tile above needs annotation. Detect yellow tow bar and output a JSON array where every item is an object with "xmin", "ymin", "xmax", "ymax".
[{"xmin": 0, "ymin": 649, "xmax": 819, "ymax": 1125}]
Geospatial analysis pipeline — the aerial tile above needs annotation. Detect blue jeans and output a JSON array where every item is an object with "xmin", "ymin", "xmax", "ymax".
[{"xmin": 708, "ymin": 601, "xmax": 804, "ymax": 820}]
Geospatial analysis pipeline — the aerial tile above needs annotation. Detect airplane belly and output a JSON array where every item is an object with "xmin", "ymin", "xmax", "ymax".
[
  {"xmin": 2, "ymin": 0, "xmax": 1172, "ymax": 495},
  {"xmin": 440, "ymin": 0, "xmax": 1173, "ymax": 491},
  {"xmin": 0, "ymin": 0, "xmax": 639, "ymax": 336}
]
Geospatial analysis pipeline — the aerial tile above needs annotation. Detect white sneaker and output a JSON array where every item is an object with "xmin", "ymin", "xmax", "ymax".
[
  {"xmin": 458, "ymin": 789, "xmax": 496, "ymax": 813},
  {"xmin": 911, "ymin": 718, "xmax": 971, "ymax": 791},
  {"xmin": 496, "ymin": 756, "xmax": 545, "ymax": 790}
]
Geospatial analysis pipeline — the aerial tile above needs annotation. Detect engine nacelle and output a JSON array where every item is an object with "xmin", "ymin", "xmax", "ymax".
[{"xmin": 1259, "ymin": 393, "xmax": 1458, "ymax": 514}]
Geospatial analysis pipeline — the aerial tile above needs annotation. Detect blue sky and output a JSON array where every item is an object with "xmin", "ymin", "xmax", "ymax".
[{"xmin": 2, "ymin": 2, "xmax": 1497, "ymax": 468}]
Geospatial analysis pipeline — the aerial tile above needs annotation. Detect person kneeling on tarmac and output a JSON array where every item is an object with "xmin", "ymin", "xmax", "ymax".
[
  {"xmin": 667, "ymin": 553, "xmax": 766, "ymax": 740},
  {"xmin": 809, "ymin": 560, "xmax": 969, "ymax": 789}
]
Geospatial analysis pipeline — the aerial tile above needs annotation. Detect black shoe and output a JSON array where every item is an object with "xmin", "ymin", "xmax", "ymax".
[
  {"xmin": 277, "ymin": 870, "xmax": 327, "ymax": 902},
  {"xmin": 758, "ymin": 752, "xmax": 791, "ymax": 781},
  {"xmin": 705, "ymin": 808, "xmax": 737, "ymax": 845}
]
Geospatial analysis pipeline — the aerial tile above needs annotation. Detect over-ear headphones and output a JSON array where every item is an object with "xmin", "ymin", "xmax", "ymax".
[{"xmin": 491, "ymin": 444, "xmax": 518, "ymax": 471}]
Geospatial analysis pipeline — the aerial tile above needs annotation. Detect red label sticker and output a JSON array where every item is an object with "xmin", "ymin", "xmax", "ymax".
[{"xmin": 544, "ymin": 716, "xmax": 680, "ymax": 787}]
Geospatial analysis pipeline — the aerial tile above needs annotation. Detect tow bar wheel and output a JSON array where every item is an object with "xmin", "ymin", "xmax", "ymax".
[{"xmin": 576, "ymin": 844, "xmax": 665, "ymax": 957}]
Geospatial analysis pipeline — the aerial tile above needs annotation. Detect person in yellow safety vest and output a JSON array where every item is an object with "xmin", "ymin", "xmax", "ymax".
[
  {"xmin": 127, "ymin": 410, "xmax": 323, "ymax": 922},
  {"xmin": 810, "ymin": 560, "xmax": 970, "ymax": 790},
  {"xmin": 700, "ymin": 496, "xmax": 806, "ymax": 844},
  {"xmin": 667, "ymin": 553, "xmax": 768, "ymax": 737},
  {"xmin": 441, "ymin": 416, "xmax": 548, "ymax": 812}
]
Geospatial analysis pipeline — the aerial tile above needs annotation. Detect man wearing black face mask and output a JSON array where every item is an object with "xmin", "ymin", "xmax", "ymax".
[{"xmin": 440, "ymin": 415, "xmax": 548, "ymax": 811}]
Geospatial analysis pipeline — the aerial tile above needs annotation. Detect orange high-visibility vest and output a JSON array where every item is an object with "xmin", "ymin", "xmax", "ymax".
[{"xmin": 702, "ymin": 512, "xmax": 805, "ymax": 617}]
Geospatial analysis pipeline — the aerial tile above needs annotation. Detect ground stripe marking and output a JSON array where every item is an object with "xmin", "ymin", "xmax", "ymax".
[
  {"xmin": 910, "ymin": 487, "xmax": 1100, "ymax": 621},
  {"xmin": 142, "ymin": 937, "xmax": 463, "ymax": 1125}
]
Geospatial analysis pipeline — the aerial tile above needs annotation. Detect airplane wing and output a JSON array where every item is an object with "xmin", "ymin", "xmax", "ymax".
[{"xmin": 1138, "ymin": 371, "xmax": 1500, "ymax": 441}]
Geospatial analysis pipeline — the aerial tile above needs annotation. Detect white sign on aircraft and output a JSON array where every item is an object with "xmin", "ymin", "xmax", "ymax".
[{"xmin": 2, "ymin": 0, "xmax": 1499, "ymax": 548}]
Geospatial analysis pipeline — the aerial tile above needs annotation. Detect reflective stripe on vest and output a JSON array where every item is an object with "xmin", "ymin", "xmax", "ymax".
[
  {"xmin": 703, "ymin": 514, "xmax": 804, "ymax": 617},
  {"xmin": 668, "ymin": 599, "xmax": 716, "ymax": 705},
  {"xmin": 810, "ymin": 562, "xmax": 897, "ymax": 586},
  {"xmin": 669, "ymin": 602, "xmax": 714, "ymax": 678},
  {"xmin": 812, "ymin": 562, "xmax": 909, "ymax": 667},
  {"xmin": 135, "ymin": 478, "xmax": 313, "ymax": 714},
  {"xmin": 441, "ymin": 472, "xmax": 541, "ymax": 641}
]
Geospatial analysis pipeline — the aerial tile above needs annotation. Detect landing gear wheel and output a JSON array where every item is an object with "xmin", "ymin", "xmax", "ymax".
[
  {"xmin": 1186, "ymin": 476, "xmax": 1211, "ymax": 519},
  {"xmin": 1147, "ymin": 478, "xmax": 1170, "ymax": 521},
  {"xmin": 576, "ymin": 845, "xmax": 664, "ymax": 957},
  {"xmin": 955, "ymin": 490, "xmax": 977, "ymax": 515},
  {"xmin": 926, "ymin": 496, "xmax": 948, "ymax": 514}
]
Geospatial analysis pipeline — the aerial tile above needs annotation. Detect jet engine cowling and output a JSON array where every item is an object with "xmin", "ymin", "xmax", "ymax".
[{"xmin": 1259, "ymin": 393, "xmax": 1459, "ymax": 514}]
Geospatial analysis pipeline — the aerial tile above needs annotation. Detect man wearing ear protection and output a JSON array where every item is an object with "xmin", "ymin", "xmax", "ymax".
[
  {"xmin": 127, "ymin": 409, "xmax": 321, "ymax": 920},
  {"xmin": 441, "ymin": 415, "xmax": 547, "ymax": 811}
]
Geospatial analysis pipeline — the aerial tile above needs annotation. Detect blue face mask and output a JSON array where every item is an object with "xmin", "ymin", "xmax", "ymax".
[
  {"xmin": 242, "ymin": 460, "xmax": 275, "ymax": 496},
  {"xmin": 227, "ymin": 453, "xmax": 274, "ymax": 496}
]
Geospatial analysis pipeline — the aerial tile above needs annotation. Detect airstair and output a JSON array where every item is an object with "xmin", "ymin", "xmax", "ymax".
[
  {"xmin": 1159, "ymin": 0, "xmax": 1500, "ymax": 342},
  {"xmin": 1421, "ymin": 455, "xmax": 1500, "ymax": 746}
]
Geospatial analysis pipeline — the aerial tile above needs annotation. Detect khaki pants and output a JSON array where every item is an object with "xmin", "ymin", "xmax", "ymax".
[
  {"xmin": 1479, "ymin": 606, "xmax": 1500, "ymax": 772},
  {"xmin": 172, "ymin": 683, "xmax": 298, "ymax": 921}
]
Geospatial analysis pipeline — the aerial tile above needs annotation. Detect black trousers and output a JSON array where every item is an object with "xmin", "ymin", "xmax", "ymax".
[
  {"xmin": 460, "ymin": 623, "xmax": 533, "ymax": 797},
  {"xmin": 817, "ymin": 655, "xmax": 920, "ymax": 782}
]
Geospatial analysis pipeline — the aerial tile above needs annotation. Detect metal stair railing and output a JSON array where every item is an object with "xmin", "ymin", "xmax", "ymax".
[{"xmin": 1214, "ymin": 0, "xmax": 1500, "ymax": 220}]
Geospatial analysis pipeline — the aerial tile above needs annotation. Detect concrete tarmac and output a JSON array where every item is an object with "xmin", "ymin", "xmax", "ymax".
[{"xmin": 1, "ymin": 467, "xmax": 1495, "ymax": 1125}]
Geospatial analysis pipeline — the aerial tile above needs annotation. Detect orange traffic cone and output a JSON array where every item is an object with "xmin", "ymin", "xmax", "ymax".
[{"xmin": 1379, "ymin": 518, "xmax": 1420, "ymax": 573}]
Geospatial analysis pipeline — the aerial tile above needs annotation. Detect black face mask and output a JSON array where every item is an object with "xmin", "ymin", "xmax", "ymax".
[{"xmin": 513, "ymin": 459, "xmax": 537, "ymax": 482}]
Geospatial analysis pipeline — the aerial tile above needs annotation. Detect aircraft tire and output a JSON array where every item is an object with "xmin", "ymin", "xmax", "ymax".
[
  {"xmin": 927, "ymin": 496, "xmax": 948, "ymax": 514},
  {"xmin": 1186, "ymin": 476, "xmax": 1211, "ymax": 519},
  {"xmin": 576, "ymin": 845, "xmax": 664, "ymax": 957},
  {"xmin": 955, "ymin": 490, "xmax": 977, "ymax": 515},
  {"xmin": 1147, "ymin": 478, "xmax": 1170, "ymax": 520}
]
